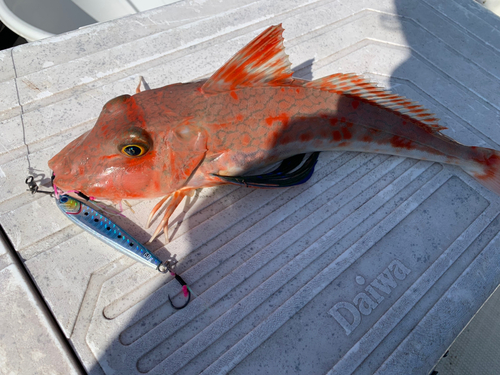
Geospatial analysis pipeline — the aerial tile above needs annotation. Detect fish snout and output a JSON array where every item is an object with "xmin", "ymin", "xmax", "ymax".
[
  {"xmin": 49, "ymin": 156, "xmax": 78, "ymax": 191},
  {"xmin": 48, "ymin": 150, "xmax": 71, "ymax": 179},
  {"xmin": 48, "ymin": 131, "xmax": 90, "ymax": 190}
]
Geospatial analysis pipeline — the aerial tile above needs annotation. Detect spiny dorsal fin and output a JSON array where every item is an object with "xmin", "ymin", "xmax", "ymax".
[
  {"xmin": 201, "ymin": 24, "xmax": 293, "ymax": 94},
  {"xmin": 305, "ymin": 73, "xmax": 446, "ymax": 132}
]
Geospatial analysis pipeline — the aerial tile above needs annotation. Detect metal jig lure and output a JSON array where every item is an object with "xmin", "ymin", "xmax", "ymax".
[
  {"xmin": 55, "ymin": 194, "xmax": 192, "ymax": 309},
  {"xmin": 25, "ymin": 176, "xmax": 192, "ymax": 309}
]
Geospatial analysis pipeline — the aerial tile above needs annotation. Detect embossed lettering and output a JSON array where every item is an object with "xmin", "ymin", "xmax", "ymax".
[
  {"xmin": 353, "ymin": 293, "xmax": 378, "ymax": 315},
  {"xmin": 365, "ymin": 285, "xmax": 384, "ymax": 304},
  {"xmin": 370, "ymin": 269, "xmax": 397, "ymax": 295},
  {"xmin": 388, "ymin": 259, "xmax": 411, "ymax": 280},
  {"xmin": 329, "ymin": 302, "xmax": 361, "ymax": 336},
  {"xmin": 329, "ymin": 259, "xmax": 413, "ymax": 336}
]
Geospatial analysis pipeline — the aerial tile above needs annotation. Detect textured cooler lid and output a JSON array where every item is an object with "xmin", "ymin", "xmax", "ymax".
[{"xmin": 1, "ymin": 0, "xmax": 500, "ymax": 374}]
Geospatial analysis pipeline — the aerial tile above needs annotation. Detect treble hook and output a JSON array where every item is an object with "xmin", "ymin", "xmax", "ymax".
[{"xmin": 162, "ymin": 262, "xmax": 191, "ymax": 309}]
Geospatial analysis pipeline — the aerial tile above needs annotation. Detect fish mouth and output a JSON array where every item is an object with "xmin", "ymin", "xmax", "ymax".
[
  {"xmin": 49, "ymin": 159, "xmax": 92, "ymax": 198},
  {"xmin": 51, "ymin": 173, "xmax": 102, "ymax": 202},
  {"xmin": 51, "ymin": 173, "xmax": 76, "ymax": 193},
  {"xmin": 50, "ymin": 166, "xmax": 120, "ymax": 202}
]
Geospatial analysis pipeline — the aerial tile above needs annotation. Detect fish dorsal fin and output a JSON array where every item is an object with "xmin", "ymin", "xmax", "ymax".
[
  {"xmin": 201, "ymin": 24, "xmax": 293, "ymax": 94},
  {"xmin": 305, "ymin": 73, "xmax": 446, "ymax": 132}
]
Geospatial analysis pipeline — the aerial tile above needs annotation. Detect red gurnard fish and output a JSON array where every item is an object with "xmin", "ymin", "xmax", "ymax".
[{"xmin": 49, "ymin": 24, "xmax": 500, "ymax": 241}]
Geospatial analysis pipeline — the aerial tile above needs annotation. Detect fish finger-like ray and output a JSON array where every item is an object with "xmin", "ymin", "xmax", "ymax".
[
  {"xmin": 146, "ymin": 195, "xmax": 171, "ymax": 229},
  {"xmin": 147, "ymin": 189, "xmax": 193, "ymax": 243}
]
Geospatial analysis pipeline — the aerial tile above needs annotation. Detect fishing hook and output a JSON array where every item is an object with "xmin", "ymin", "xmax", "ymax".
[{"xmin": 162, "ymin": 261, "xmax": 191, "ymax": 309}]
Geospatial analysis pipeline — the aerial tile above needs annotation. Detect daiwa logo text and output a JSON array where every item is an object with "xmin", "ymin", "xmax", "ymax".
[{"xmin": 329, "ymin": 259, "xmax": 411, "ymax": 335}]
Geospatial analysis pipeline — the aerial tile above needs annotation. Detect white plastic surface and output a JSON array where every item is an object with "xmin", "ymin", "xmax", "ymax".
[
  {"xmin": 0, "ymin": 0, "xmax": 179, "ymax": 41},
  {"xmin": 72, "ymin": 0, "xmax": 181, "ymax": 22},
  {"xmin": 1, "ymin": 0, "xmax": 500, "ymax": 374},
  {"xmin": 0, "ymin": 0, "xmax": 53, "ymax": 41}
]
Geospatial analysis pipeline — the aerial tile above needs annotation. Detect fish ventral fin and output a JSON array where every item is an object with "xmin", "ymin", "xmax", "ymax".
[
  {"xmin": 201, "ymin": 24, "xmax": 293, "ymax": 94},
  {"xmin": 305, "ymin": 73, "xmax": 447, "ymax": 132}
]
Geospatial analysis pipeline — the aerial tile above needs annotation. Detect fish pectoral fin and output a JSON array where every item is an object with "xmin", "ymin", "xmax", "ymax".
[
  {"xmin": 201, "ymin": 24, "xmax": 293, "ymax": 94},
  {"xmin": 212, "ymin": 152, "xmax": 320, "ymax": 188},
  {"xmin": 168, "ymin": 121, "xmax": 208, "ymax": 183}
]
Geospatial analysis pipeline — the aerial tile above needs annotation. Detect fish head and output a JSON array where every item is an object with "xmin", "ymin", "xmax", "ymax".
[{"xmin": 49, "ymin": 91, "xmax": 208, "ymax": 202}]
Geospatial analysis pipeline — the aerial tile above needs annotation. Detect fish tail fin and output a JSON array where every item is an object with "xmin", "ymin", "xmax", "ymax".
[{"xmin": 461, "ymin": 147, "xmax": 500, "ymax": 196}]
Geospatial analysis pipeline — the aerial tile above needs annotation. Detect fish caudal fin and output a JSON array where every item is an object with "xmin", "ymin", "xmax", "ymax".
[{"xmin": 461, "ymin": 147, "xmax": 500, "ymax": 196}]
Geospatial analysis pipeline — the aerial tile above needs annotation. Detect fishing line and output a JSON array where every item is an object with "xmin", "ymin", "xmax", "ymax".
[{"xmin": 10, "ymin": 49, "xmax": 33, "ymax": 173}]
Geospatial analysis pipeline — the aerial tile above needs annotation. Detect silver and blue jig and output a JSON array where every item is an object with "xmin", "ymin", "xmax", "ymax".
[
  {"xmin": 25, "ymin": 175, "xmax": 191, "ymax": 309},
  {"xmin": 55, "ymin": 194, "xmax": 191, "ymax": 309}
]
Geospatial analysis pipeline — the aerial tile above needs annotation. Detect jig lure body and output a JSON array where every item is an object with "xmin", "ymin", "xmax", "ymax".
[{"xmin": 55, "ymin": 194, "xmax": 165, "ymax": 270}]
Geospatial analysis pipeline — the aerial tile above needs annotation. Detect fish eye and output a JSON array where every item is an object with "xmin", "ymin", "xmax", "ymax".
[
  {"xmin": 117, "ymin": 127, "xmax": 152, "ymax": 157},
  {"xmin": 121, "ymin": 144, "xmax": 147, "ymax": 157}
]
